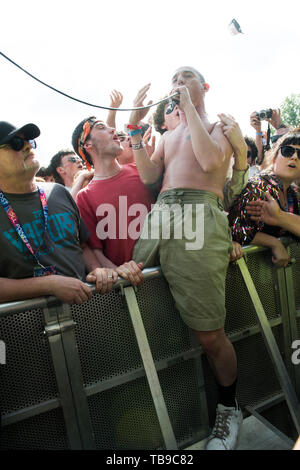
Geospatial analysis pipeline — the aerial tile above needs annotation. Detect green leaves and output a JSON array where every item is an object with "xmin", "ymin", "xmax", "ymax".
[{"xmin": 281, "ymin": 94, "xmax": 300, "ymax": 128}]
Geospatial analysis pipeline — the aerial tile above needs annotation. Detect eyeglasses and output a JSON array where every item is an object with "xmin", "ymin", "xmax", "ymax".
[
  {"xmin": 0, "ymin": 136, "xmax": 37, "ymax": 152},
  {"xmin": 280, "ymin": 145, "xmax": 300, "ymax": 160}
]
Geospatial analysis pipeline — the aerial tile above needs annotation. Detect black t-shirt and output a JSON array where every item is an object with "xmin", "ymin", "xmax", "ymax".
[{"xmin": 0, "ymin": 183, "xmax": 89, "ymax": 281}]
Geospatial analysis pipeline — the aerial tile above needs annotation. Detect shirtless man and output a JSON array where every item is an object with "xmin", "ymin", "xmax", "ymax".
[{"xmin": 128, "ymin": 67, "xmax": 246, "ymax": 450}]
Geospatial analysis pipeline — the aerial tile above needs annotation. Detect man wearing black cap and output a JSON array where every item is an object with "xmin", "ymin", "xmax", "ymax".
[{"xmin": 0, "ymin": 121, "xmax": 120, "ymax": 304}]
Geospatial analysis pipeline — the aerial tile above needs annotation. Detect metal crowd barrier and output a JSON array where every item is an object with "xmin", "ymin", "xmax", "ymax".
[{"xmin": 0, "ymin": 239, "xmax": 300, "ymax": 450}]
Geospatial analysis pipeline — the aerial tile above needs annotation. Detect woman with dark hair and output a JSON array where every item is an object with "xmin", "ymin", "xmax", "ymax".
[{"xmin": 228, "ymin": 130, "xmax": 300, "ymax": 267}]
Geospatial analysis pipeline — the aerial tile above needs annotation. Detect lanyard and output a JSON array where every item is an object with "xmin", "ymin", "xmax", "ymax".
[
  {"xmin": 0, "ymin": 186, "xmax": 48, "ymax": 267},
  {"xmin": 268, "ymin": 175, "xmax": 297, "ymax": 214}
]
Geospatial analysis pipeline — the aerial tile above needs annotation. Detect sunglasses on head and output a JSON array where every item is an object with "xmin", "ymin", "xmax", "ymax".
[
  {"xmin": 280, "ymin": 145, "xmax": 300, "ymax": 159},
  {"xmin": 0, "ymin": 136, "xmax": 36, "ymax": 151}
]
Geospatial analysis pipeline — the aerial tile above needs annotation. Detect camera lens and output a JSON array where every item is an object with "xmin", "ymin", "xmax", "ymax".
[{"xmin": 266, "ymin": 109, "xmax": 273, "ymax": 119}]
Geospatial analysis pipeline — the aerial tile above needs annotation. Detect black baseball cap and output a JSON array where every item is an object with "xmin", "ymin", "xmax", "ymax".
[{"xmin": 0, "ymin": 121, "xmax": 40, "ymax": 146}]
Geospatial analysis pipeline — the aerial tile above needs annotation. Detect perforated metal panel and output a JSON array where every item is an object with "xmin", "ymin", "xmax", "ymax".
[
  {"xmin": 289, "ymin": 244, "xmax": 300, "ymax": 311},
  {"xmin": 225, "ymin": 251, "xmax": 281, "ymax": 336},
  {"xmin": 0, "ymin": 308, "xmax": 58, "ymax": 414},
  {"xmin": 135, "ymin": 277, "xmax": 192, "ymax": 361},
  {"xmin": 87, "ymin": 376, "xmax": 163, "ymax": 450},
  {"xmin": 0, "ymin": 408, "xmax": 69, "ymax": 450},
  {"xmin": 70, "ymin": 290, "xmax": 142, "ymax": 387},
  {"xmin": 0, "ymin": 245, "xmax": 299, "ymax": 450},
  {"xmin": 262, "ymin": 401, "xmax": 298, "ymax": 441},
  {"xmin": 157, "ymin": 359, "xmax": 206, "ymax": 446},
  {"xmin": 202, "ymin": 326, "xmax": 284, "ymax": 425}
]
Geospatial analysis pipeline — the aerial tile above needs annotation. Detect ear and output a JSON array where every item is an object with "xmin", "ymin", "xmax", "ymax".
[
  {"xmin": 84, "ymin": 141, "xmax": 92, "ymax": 151},
  {"xmin": 203, "ymin": 83, "xmax": 210, "ymax": 92},
  {"xmin": 56, "ymin": 166, "xmax": 64, "ymax": 176}
]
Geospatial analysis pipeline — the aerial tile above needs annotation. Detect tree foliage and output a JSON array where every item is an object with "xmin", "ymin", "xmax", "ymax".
[{"xmin": 281, "ymin": 94, "xmax": 300, "ymax": 128}]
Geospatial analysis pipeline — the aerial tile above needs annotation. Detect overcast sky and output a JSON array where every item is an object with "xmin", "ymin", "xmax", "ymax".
[{"xmin": 1, "ymin": 0, "xmax": 299, "ymax": 166}]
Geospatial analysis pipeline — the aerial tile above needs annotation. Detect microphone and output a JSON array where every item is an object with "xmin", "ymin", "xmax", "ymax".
[{"xmin": 165, "ymin": 98, "xmax": 180, "ymax": 115}]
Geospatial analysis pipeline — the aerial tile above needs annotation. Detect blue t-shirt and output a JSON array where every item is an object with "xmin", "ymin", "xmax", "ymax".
[{"xmin": 0, "ymin": 183, "xmax": 89, "ymax": 281}]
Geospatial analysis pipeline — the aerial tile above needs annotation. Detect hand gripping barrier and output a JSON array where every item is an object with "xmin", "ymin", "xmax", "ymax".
[{"xmin": 0, "ymin": 239, "xmax": 300, "ymax": 449}]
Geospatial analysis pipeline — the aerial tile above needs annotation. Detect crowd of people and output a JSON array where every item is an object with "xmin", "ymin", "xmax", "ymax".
[{"xmin": 1, "ymin": 65, "xmax": 300, "ymax": 450}]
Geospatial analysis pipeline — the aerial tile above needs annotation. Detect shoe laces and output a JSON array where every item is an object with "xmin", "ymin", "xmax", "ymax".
[{"xmin": 210, "ymin": 408, "xmax": 232, "ymax": 440}]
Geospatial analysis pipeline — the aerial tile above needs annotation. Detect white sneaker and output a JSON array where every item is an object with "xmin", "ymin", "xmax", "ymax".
[{"xmin": 206, "ymin": 402, "xmax": 243, "ymax": 450}]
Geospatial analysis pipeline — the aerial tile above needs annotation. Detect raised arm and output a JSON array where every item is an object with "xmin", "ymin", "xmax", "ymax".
[
  {"xmin": 219, "ymin": 114, "xmax": 248, "ymax": 211},
  {"xmin": 128, "ymin": 84, "xmax": 164, "ymax": 184},
  {"xmin": 106, "ymin": 90, "xmax": 123, "ymax": 129},
  {"xmin": 173, "ymin": 86, "xmax": 232, "ymax": 172},
  {"xmin": 70, "ymin": 169, "xmax": 94, "ymax": 199},
  {"xmin": 250, "ymin": 112, "xmax": 264, "ymax": 164}
]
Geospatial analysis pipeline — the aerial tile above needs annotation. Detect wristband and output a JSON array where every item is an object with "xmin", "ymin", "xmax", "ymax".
[
  {"xmin": 132, "ymin": 141, "xmax": 145, "ymax": 150},
  {"xmin": 125, "ymin": 124, "xmax": 141, "ymax": 131},
  {"xmin": 128, "ymin": 128, "xmax": 143, "ymax": 137},
  {"xmin": 256, "ymin": 132, "xmax": 263, "ymax": 136}
]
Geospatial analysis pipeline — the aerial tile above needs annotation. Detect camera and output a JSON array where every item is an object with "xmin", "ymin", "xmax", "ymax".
[{"xmin": 256, "ymin": 109, "xmax": 273, "ymax": 121}]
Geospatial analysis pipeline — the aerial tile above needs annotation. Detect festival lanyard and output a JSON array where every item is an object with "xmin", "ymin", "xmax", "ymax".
[
  {"xmin": 269, "ymin": 175, "xmax": 296, "ymax": 214},
  {"xmin": 0, "ymin": 186, "xmax": 48, "ymax": 268},
  {"xmin": 287, "ymin": 191, "xmax": 295, "ymax": 214}
]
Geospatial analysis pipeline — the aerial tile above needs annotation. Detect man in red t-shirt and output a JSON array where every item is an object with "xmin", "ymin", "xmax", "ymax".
[{"xmin": 72, "ymin": 116, "xmax": 156, "ymax": 285}]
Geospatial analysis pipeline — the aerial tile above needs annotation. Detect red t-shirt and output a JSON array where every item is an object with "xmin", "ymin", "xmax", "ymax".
[{"xmin": 76, "ymin": 164, "xmax": 155, "ymax": 266}]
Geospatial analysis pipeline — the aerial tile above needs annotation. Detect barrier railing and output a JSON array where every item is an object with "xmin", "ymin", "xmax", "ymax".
[{"xmin": 0, "ymin": 240, "xmax": 299, "ymax": 449}]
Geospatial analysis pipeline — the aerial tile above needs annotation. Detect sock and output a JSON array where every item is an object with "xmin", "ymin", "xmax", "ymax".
[{"xmin": 217, "ymin": 378, "xmax": 238, "ymax": 408}]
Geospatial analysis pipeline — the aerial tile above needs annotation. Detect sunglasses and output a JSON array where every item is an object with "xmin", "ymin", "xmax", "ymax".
[
  {"xmin": 280, "ymin": 145, "xmax": 300, "ymax": 159},
  {"xmin": 68, "ymin": 156, "xmax": 81, "ymax": 163},
  {"xmin": 0, "ymin": 136, "xmax": 36, "ymax": 152}
]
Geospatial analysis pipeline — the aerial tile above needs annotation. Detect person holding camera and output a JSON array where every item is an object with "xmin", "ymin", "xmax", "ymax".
[
  {"xmin": 250, "ymin": 108, "xmax": 290, "ymax": 169},
  {"xmin": 228, "ymin": 129, "xmax": 300, "ymax": 267}
]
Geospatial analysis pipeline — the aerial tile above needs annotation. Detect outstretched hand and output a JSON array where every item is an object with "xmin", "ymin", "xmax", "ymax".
[
  {"xmin": 109, "ymin": 89, "xmax": 123, "ymax": 109},
  {"xmin": 143, "ymin": 126, "xmax": 156, "ymax": 157},
  {"xmin": 129, "ymin": 84, "xmax": 153, "ymax": 125},
  {"xmin": 245, "ymin": 192, "xmax": 282, "ymax": 226}
]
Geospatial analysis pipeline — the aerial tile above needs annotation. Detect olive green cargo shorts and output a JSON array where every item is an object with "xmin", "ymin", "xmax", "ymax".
[{"xmin": 133, "ymin": 189, "xmax": 233, "ymax": 331}]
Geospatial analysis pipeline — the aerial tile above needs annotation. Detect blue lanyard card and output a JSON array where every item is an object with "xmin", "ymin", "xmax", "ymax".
[{"xmin": 34, "ymin": 265, "xmax": 58, "ymax": 277}]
